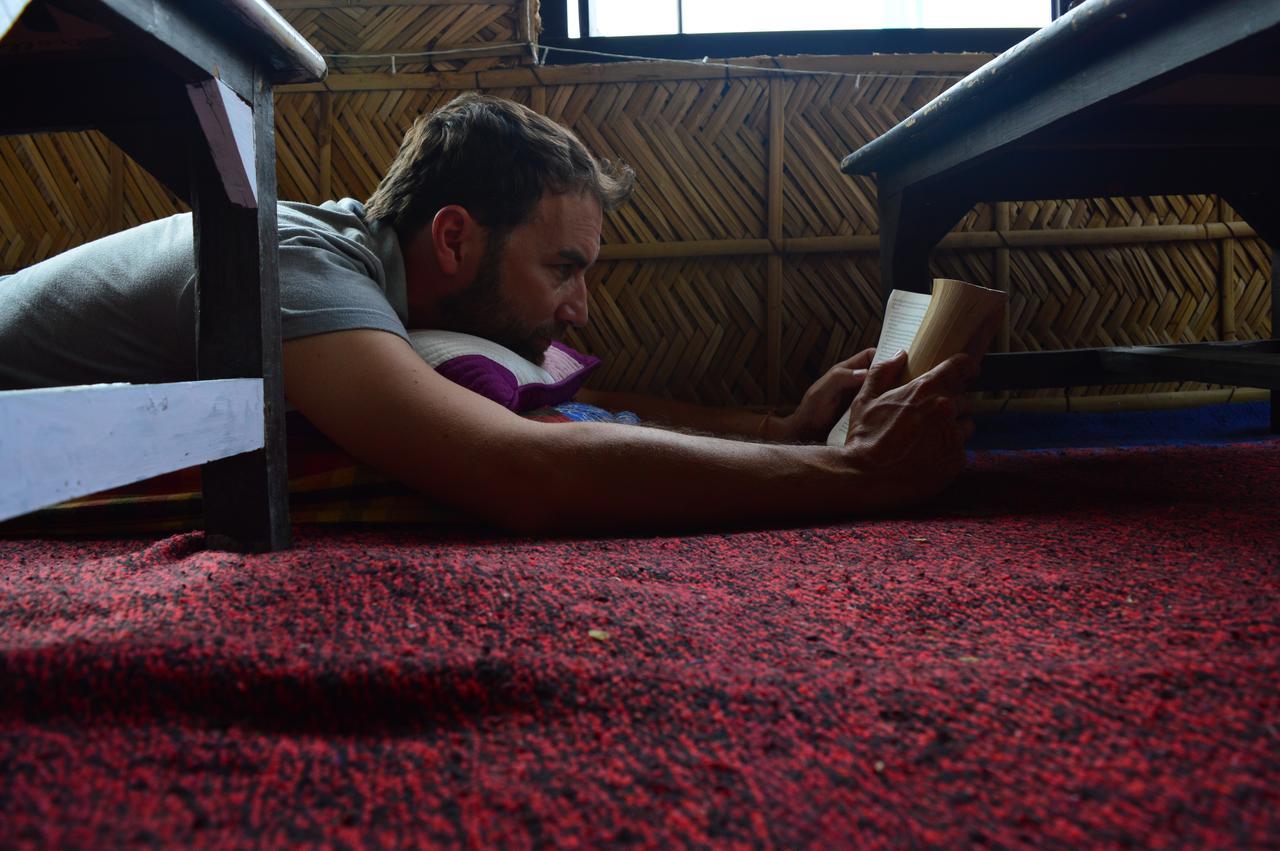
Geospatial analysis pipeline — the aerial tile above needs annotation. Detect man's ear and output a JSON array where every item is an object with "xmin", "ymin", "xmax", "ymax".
[{"xmin": 431, "ymin": 205, "xmax": 479, "ymax": 276}]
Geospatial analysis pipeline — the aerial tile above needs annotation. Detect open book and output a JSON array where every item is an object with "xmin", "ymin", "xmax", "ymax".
[{"xmin": 826, "ymin": 278, "xmax": 1007, "ymax": 446}]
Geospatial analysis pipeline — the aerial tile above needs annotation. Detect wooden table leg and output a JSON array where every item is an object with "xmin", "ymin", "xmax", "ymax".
[
  {"xmin": 877, "ymin": 182, "xmax": 973, "ymax": 299},
  {"xmin": 191, "ymin": 69, "xmax": 290, "ymax": 552}
]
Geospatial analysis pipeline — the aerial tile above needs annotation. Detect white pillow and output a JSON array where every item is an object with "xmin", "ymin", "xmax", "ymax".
[{"xmin": 408, "ymin": 330, "xmax": 600, "ymax": 411}]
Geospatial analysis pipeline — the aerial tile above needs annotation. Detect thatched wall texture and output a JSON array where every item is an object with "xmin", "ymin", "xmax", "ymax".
[{"xmin": 0, "ymin": 0, "xmax": 1270, "ymax": 407}]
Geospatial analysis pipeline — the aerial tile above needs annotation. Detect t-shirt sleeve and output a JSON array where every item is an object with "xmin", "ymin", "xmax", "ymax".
[{"xmin": 277, "ymin": 226, "xmax": 409, "ymax": 343}]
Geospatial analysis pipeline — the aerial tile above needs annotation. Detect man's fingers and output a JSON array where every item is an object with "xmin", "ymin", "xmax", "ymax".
[
  {"xmin": 918, "ymin": 353, "xmax": 978, "ymax": 395},
  {"xmin": 958, "ymin": 417, "xmax": 976, "ymax": 442},
  {"xmin": 859, "ymin": 350, "xmax": 907, "ymax": 399},
  {"xmin": 833, "ymin": 367, "xmax": 869, "ymax": 392},
  {"xmin": 836, "ymin": 348, "xmax": 876, "ymax": 372}
]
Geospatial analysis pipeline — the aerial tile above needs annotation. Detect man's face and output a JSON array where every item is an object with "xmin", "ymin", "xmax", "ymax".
[{"xmin": 438, "ymin": 192, "xmax": 602, "ymax": 365}]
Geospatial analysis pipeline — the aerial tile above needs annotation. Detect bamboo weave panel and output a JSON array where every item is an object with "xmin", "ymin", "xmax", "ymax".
[
  {"xmin": 276, "ymin": 3, "xmax": 526, "ymax": 73},
  {"xmin": 781, "ymin": 74, "xmax": 959, "ymax": 237},
  {"xmin": 0, "ymin": 131, "xmax": 182, "ymax": 273},
  {"xmin": 569, "ymin": 258, "xmax": 769, "ymax": 407}
]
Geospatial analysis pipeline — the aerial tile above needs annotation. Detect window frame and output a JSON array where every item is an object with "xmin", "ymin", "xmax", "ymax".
[{"xmin": 538, "ymin": 1, "xmax": 1064, "ymax": 64}]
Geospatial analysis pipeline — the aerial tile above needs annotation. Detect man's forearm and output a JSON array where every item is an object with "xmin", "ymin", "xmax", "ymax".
[
  {"xmin": 493, "ymin": 419, "xmax": 900, "ymax": 534},
  {"xmin": 577, "ymin": 389, "xmax": 782, "ymax": 441}
]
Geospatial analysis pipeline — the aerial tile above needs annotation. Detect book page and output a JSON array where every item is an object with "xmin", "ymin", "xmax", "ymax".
[
  {"xmin": 826, "ymin": 289, "xmax": 933, "ymax": 446},
  {"xmin": 871, "ymin": 290, "xmax": 933, "ymax": 366}
]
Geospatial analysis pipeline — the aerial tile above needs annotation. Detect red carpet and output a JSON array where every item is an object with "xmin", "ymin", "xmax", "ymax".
[{"xmin": 2, "ymin": 442, "xmax": 1278, "ymax": 847}]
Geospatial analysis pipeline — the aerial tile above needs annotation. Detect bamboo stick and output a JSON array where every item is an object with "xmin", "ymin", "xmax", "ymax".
[
  {"xmin": 751, "ymin": 387, "xmax": 1267, "ymax": 416},
  {"xmin": 768, "ymin": 82, "xmax": 784, "ymax": 248},
  {"xmin": 281, "ymin": 53, "xmax": 992, "ymax": 94},
  {"xmin": 1218, "ymin": 196, "xmax": 1236, "ymax": 342},
  {"xmin": 970, "ymin": 387, "xmax": 1268, "ymax": 414},
  {"xmin": 935, "ymin": 222, "xmax": 1256, "ymax": 250},
  {"xmin": 323, "ymin": 41, "xmax": 531, "ymax": 71},
  {"xmin": 994, "ymin": 201, "xmax": 1011, "ymax": 353},
  {"xmin": 767, "ymin": 77, "xmax": 784, "ymax": 405},
  {"xmin": 598, "ymin": 239, "xmax": 772, "ymax": 261},
  {"xmin": 108, "ymin": 144, "xmax": 124, "ymax": 232},
  {"xmin": 317, "ymin": 92, "xmax": 333, "ymax": 202},
  {"xmin": 781, "ymin": 235, "xmax": 878, "ymax": 253},
  {"xmin": 596, "ymin": 222, "xmax": 1260, "ymax": 262},
  {"xmin": 516, "ymin": 0, "xmax": 533, "ymax": 65}
]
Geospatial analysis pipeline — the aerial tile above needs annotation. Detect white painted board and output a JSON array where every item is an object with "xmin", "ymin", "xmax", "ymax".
[
  {"xmin": 0, "ymin": 1, "xmax": 31, "ymax": 42},
  {"xmin": 0, "ymin": 379, "xmax": 264, "ymax": 523}
]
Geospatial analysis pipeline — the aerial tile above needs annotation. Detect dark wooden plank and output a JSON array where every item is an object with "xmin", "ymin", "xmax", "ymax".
[
  {"xmin": 971, "ymin": 348, "xmax": 1108, "ymax": 391},
  {"xmin": 192, "ymin": 67, "xmax": 290, "ymax": 552},
  {"xmin": 1101, "ymin": 347, "xmax": 1280, "ymax": 389},
  {"xmin": 973, "ymin": 341, "xmax": 1280, "ymax": 391}
]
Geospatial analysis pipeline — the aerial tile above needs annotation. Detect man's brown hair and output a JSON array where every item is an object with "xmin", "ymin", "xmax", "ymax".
[{"xmin": 365, "ymin": 93, "xmax": 635, "ymax": 240}]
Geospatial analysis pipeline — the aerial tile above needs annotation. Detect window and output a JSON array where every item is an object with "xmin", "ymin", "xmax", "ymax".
[
  {"xmin": 567, "ymin": 0, "xmax": 1050, "ymax": 38},
  {"xmin": 541, "ymin": 1, "xmax": 1052, "ymax": 64}
]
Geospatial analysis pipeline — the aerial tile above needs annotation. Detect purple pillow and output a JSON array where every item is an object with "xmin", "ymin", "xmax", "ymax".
[{"xmin": 408, "ymin": 330, "xmax": 600, "ymax": 412}]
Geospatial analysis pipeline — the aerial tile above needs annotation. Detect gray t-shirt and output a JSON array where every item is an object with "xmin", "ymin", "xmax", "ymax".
[{"xmin": 0, "ymin": 198, "xmax": 408, "ymax": 389}]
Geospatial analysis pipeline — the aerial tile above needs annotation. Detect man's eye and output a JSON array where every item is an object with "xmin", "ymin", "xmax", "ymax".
[{"xmin": 556, "ymin": 264, "xmax": 575, "ymax": 279}]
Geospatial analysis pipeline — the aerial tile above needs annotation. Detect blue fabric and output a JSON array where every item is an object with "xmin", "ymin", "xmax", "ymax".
[
  {"xmin": 550, "ymin": 402, "xmax": 642, "ymax": 425},
  {"xmin": 969, "ymin": 400, "xmax": 1274, "ymax": 451}
]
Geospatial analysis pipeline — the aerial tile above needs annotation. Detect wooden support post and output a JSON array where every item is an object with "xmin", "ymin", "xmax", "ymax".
[
  {"xmin": 766, "ymin": 77, "xmax": 784, "ymax": 406},
  {"xmin": 192, "ymin": 68, "xmax": 290, "ymax": 552},
  {"xmin": 1217, "ymin": 196, "xmax": 1236, "ymax": 342},
  {"xmin": 994, "ymin": 201, "xmax": 1011, "ymax": 354},
  {"xmin": 108, "ymin": 143, "xmax": 125, "ymax": 233},
  {"xmin": 516, "ymin": 0, "xmax": 533, "ymax": 50},
  {"xmin": 529, "ymin": 86, "xmax": 547, "ymax": 115},
  {"xmin": 317, "ymin": 91, "xmax": 333, "ymax": 202},
  {"xmin": 1272, "ymin": 252, "xmax": 1279, "ymax": 433},
  {"xmin": 1220, "ymin": 188, "xmax": 1280, "ymax": 433}
]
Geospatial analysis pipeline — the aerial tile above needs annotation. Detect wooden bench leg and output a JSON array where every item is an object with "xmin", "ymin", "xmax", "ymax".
[{"xmin": 191, "ymin": 70, "xmax": 290, "ymax": 552}]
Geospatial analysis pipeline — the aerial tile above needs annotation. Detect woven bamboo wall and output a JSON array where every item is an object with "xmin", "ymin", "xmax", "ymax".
[{"xmin": 0, "ymin": 0, "xmax": 1271, "ymax": 408}]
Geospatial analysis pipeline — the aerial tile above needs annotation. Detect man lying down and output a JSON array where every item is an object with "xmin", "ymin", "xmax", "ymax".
[{"xmin": 0, "ymin": 93, "xmax": 982, "ymax": 534}]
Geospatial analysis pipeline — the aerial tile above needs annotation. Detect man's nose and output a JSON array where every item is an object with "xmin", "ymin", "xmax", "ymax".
[{"xmin": 555, "ymin": 273, "xmax": 589, "ymax": 327}]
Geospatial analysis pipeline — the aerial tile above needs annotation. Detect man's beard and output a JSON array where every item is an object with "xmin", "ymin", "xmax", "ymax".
[{"xmin": 436, "ymin": 235, "xmax": 567, "ymax": 365}]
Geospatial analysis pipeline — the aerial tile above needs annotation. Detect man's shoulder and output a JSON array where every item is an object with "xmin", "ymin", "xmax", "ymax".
[{"xmin": 278, "ymin": 197, "xmax": 368, "ymax": 232}]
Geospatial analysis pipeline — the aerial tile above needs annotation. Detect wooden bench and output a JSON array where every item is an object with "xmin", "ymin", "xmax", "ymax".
[
  {"xmin": 842, "ymin": 0, "xmax": 1280, "ymax": 429},
  {"xmin": 0, "ymin": 0, "xmax": 326, "ymax": 550}
]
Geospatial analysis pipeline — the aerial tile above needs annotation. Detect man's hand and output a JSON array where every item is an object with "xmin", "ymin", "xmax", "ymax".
[
  {"xmin": 841, "ymin": 350, "xmax": 979, "ymax": 504},
  {"xmin": 774, "ymin": 348, "xmax": 876, "ymax": 443}
]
